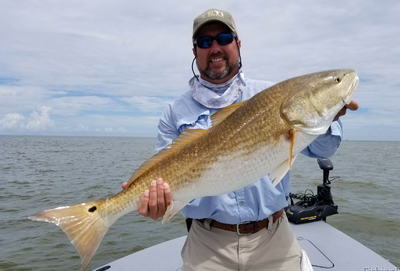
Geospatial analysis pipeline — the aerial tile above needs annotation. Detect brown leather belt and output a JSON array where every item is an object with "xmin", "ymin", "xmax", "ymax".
[{"xmin": 198, "ymin": 209, "xmax": 284, "ymax": 235}]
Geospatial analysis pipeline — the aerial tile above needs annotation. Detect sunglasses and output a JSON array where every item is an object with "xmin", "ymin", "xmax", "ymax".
[{"xmin": 194, "ymin": 33, "xmax": 236, "ymax": 49}]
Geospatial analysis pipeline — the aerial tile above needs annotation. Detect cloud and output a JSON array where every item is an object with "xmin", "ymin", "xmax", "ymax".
[
  {"xmin": 76, "ymin": 124, "xmax": 89, "ymax": 131},
  {"xmin": 0, "ymin": 106, "xmax": 54, "ymax": 132},
  {"xmin": 0, "ymin": 113, "xmax": 25, "ymax": 129},
  {"xmin": 0, "ymin": 1, "xmax": 399, "ymax": 140},
  {"xmin": 48, "ymin": 96, "xmax": 120, "ymax": 116},
  {"xmin": 0, "ymin": 85, "xmax": 58, "ymax": 115},
  {"xmin": 26, "ymin": 106, "xmax": 54, "ymax": 131},
  {"xmin": 118, "ymin": 96, "xmax": 174, "ymax": 113}
]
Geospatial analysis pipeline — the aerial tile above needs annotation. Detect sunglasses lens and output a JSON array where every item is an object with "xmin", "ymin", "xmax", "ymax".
[
  {"xmin": 196, "ymin": 36, "xmax": 213, "ymax": 48},
  {"xmin": 216, "ymin": 33, "xmax": 234, "ymax": 45},
  {"xmin": 196, "ymin": 33, "xmax": 234, "ymax": 48}
]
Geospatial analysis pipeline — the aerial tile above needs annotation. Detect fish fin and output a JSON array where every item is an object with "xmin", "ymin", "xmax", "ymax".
[
  {"xmin": 162, "ymin": 200, "xmax": 189, "ymax": 224},
  {"xmin": 210, "ymin": 100, "xmax": 247, "ymax": 126},
  {"xmin": 126, "ymin": 101, "xmax": 247, "ymax": 188},
  {"xmin": 289, "ymin": 129, "xmax": 296, "ymax": 170},
  {"xmin": 29, "ymin": 199, "xmax": 112, "ymax": 271},
  {"xmin": 127, "ymin": 129, "xmax": 207, "ymax": 187},
  {"xmin": 270, "ymin": 155, "xmax": 298, "ymax": 187}
]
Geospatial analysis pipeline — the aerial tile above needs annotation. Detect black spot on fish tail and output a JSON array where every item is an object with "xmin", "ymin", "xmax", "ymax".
[{"xmin": 88, "ymin": 206, "xmax": 97, "ymax": 212}]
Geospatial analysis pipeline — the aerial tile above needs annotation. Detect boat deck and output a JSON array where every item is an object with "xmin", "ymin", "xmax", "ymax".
[{"xmin": 93, "ymin": 220, "xmax": 397, "ymax": 271}]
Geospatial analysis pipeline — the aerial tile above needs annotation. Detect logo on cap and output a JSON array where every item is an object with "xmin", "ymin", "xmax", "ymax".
[{"xmin": 206, "ymin": 10, "xmax": 224, "ymax": 18}]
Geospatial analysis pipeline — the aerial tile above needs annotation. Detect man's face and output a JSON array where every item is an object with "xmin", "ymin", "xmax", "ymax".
[{"xmin": 193, "ymin": 23, "xmax": 241, "ymax": 84}]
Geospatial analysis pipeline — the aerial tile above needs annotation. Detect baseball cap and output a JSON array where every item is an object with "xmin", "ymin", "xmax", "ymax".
[{"xmin": 192, "ymin": 9, "xmax": 238, "ymax": 41}]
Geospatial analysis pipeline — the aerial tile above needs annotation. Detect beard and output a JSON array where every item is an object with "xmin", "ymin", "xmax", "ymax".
[{"xmin": 197, "ymin": 53, "xmax": 240, "ymax": 81}]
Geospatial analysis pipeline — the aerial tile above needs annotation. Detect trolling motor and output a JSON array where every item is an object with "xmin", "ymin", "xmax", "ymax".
[{"xmin": 285, "ymin": 158, "xmax": 339, "ymax": 224}]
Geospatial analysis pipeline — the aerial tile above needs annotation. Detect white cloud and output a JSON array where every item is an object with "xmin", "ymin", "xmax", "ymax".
[
  {"xmin": 26, "ymin": 106, "xmax": 54, "ymax": 131},
  {"xmin": 76, "ymin": 124, "xmax": 89, "ymax": 131},
  {"xmin": 118, "ymin": 96, "xmax": 173, "ymax": 113},
  {"xmin": 0, "ymin": 85, "xmax": 57, "ymax": 115},
  {"xmin": 0, "ymin": 106, "xmax": 54, "ymax": 132},
  {"xmin": 116, "ymin": 127, "xmax": 127, "ymax": 133},
  {"xmin": 48, "ymin": 96, "xmax": 119, "ymax": 116},
  {"xmin": 0, "ymin": 0, "xmax": 399, "ymax": 140},
  {"xmin": 0, "ymin": 113, "xmax": 25, "ymax": 130}
]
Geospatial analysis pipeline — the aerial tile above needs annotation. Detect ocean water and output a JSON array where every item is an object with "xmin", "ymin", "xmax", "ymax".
[{"xmin": 0, "ymin": 136, "xmax": 399, "ymax": 270}]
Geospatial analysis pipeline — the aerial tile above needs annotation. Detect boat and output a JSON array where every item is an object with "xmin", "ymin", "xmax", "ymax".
[{"xmin": 92, "ymin": 159, "xmax": 398, "ymax": 271}]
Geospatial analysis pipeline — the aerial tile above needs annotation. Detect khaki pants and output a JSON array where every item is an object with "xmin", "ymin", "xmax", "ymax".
[{"xmin": 181, "ymin": 212, "xmax": 302, "ymax": 271}]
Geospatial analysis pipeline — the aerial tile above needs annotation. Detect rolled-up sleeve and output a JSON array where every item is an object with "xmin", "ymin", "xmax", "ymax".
[
  {"xmin": 301, "ymin": 120, "xmax": 343, "ymax": 159},
  {"xmin": 155, "ymin": 104, "xmax": 179, "ymax": 153}
]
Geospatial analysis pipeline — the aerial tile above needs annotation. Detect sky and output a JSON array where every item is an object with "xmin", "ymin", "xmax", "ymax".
[{"xmin": 0, "ymin": 1, "xmax": 399, "ymax": 141}]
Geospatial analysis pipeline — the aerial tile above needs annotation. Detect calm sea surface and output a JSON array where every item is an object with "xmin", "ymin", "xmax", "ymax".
[{"xmin": 0, "ymin": 136, "xmax": 399, "ymax": 270}]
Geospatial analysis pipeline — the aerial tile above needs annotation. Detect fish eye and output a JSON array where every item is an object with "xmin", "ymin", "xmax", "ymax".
[{"xmin": 335, "ymin": 77, "xmax": 342, "ymax": 83}]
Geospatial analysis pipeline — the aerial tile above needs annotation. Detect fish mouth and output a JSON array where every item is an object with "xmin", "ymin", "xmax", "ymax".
[{"xmin": 343, "ymin": 75, "xmax": 359, "ymax": 109}]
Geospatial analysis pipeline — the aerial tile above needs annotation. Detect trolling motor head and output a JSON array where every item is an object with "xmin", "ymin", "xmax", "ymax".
[
  {"xmin": 318, "ymin": 158, "xmax": 333, "ymax": 184},
  {"xmin": 285, "ymin": 158, "xmax": 339, "ymax": 224},
  {"xmin": 317, "ymin": 158, "xmax": 335, "ymax": 206}
]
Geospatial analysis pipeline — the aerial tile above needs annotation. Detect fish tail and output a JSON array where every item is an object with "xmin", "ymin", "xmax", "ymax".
[{"xmin": 29, "ymin": 199, "xmax": 112, "ymax": 271}]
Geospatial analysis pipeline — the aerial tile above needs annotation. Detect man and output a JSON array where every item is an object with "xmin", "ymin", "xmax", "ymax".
[{"xmin": 124, "ymin": 8, "xmax": 358, "ymax": 271}]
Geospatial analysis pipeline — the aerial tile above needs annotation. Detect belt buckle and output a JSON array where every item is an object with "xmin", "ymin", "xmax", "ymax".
[{"xmin": 236, "ymin": 221, "xmax": 252, "ymax": 236}]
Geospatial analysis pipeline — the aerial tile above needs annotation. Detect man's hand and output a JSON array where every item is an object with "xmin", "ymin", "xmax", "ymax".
[
  {"xmin": 333, "ymin": 100, "xmax": 359, "ymax": 121},
  {"xmin": 122, "ymin": 178, "xmax": 173, "ymax": 220}
]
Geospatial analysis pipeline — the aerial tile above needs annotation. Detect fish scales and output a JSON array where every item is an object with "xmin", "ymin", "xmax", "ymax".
[
  {"xmin": 29, "ymin": 69, "xmax": 359, "ymax": 270},
  {"xmin": 123, "ymin": 87, "xmax": 291, "ymax": 202}
]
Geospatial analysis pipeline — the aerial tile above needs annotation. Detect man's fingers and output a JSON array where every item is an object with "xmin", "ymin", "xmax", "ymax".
[
  {"xmin": 334, "ymin": 100, "xmax": 359, "ymax": 121},
  {"xmin": 148, "ymin": 180, "xmax": 158, "ymax": 219},
  {"xmin": 346, "ymin": 100, "xmax": 359, "ymax": 111},
  {"xmin": 334, "ymin": 107, "xmax": 347, "ymax": 121},
  {"xmin": 136, "ymin": 178, "xmax": 172, "ymax": 220},
  {"xmin": 163, "ymin": 182, "xmax": 173, "ymax": 207},
  {"xmin": 122, "ymin": 182, "xmax": 127, "ymax": 190},
  {"xmin": 156, "ymin": 178, "xmax": 166, "ymax": 217},
  {"xmin": 138, "ymin": 190, "xmax": 150, "ymax": 216}
]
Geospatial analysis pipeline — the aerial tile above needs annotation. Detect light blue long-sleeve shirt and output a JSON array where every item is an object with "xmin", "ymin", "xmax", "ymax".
[{"xmin": 155, "ymin": 77, "xmax": 342, "ymax": 224}]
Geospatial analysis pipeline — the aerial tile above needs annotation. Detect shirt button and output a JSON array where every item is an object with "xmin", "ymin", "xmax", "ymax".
[{"xmin": 240, "ymin": 200, "xmax": 244, "ymax": 204}]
